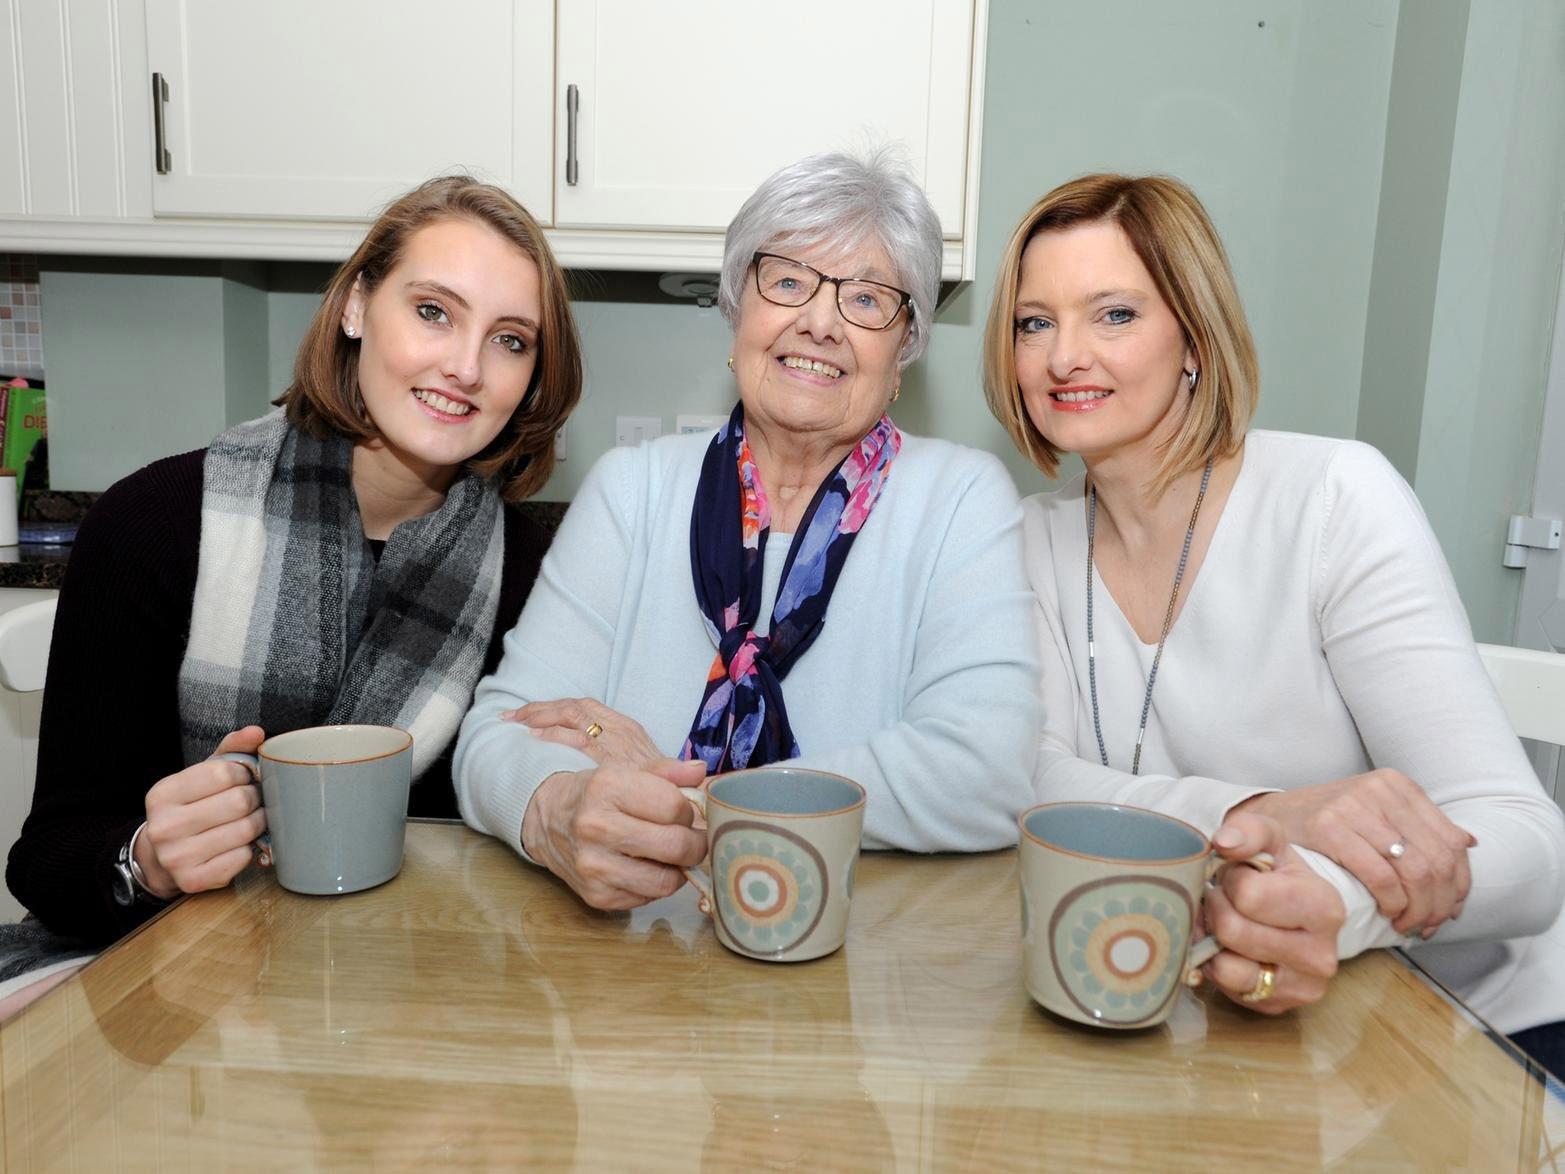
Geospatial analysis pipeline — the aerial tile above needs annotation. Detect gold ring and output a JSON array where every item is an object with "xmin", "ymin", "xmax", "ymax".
[
  {"xmin": 584, "ymin": 722, "xmax": 603, "ymax": 739},
  {"xmin": 1240, "ymin": 964, "xmax": 1278, "ymax": 1004}
]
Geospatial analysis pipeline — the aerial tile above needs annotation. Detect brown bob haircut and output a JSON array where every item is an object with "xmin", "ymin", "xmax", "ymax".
[
  {"xmin": 982, "ymin": 174, "xmax": 1259, "ymax": 496},
  {"xmin": 277, "ymin": 175, "xmax": 582, "ymax": 502}
]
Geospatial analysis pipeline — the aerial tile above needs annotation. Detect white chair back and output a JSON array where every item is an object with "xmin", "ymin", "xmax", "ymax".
[
  {"xmin": 0, "ymin": 599, "xmax": 56, "ymax": 693},
  {"xmin": 1476, "ymin": 643, "xmax": 1565, "ymax": 747}
]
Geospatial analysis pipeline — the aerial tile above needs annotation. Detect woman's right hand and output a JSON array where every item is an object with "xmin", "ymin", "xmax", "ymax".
[
  {"xmin": 134, "ymin": 726, "xmax": 269, "ymax": 900},
  {"xmin": 1201, "ymin": 811, "xmax": 1345, "ymax": 1014},
  {"xmin": 522, "ymin": 759, "xmax": 709, "ymax": 910}
]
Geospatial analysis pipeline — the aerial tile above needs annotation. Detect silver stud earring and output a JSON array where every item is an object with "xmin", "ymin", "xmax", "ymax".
[
  {"xmin": 345, "ymin": 325, "xmax": 357, "ymax": 338},
  {"xmin": 1186, "ymin": 368, "xmax": 1199, "ymax": 391}
]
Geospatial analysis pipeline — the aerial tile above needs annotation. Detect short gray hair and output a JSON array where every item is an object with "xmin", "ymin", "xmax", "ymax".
[{"xmin": 718, "ymin": 147, "xmax": 943, "ymax": 366}]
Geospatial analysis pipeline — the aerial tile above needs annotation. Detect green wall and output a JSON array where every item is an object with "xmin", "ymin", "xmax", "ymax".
[
  {"xmin": 902, "ymin": 0, "xmax": 1398, "ymax": 495},
  {"xmin": 43, "ymin": 259, "xmax": 234, "ymax": 485},
  {"xmin": 32, "ymin": 0, "xmax": 1565, "ymax": 641},
  {"xmin": 1356, "ymin": 0, "xmax": 1470, "ymax": 480},
  {"xmin": 1408, "ymin": 0, "xmax": 1565, "ymax": 643}
]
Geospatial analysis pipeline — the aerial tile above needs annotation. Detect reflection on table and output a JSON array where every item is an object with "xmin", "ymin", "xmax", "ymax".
[{"xmin": 2, "ymin": 821, "xmax": 1561, "ymax": 1169}]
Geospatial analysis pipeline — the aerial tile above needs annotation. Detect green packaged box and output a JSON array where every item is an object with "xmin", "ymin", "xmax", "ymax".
[{"xmin": 1, "ymin": 383, "xmax": 46, "ymax": 498}]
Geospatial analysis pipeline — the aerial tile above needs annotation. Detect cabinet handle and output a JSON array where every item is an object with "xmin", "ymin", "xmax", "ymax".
[
  {"xmin": 151, "ymin": 72, "xmax": 172, "ymax": 175},
  {"xmin": 565, "ymin": 84, "xmax": 579, "ymax": 186}
]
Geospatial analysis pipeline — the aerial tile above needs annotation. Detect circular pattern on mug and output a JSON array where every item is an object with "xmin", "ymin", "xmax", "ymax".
[
  {"xmin": 1047, "ymin": 876, "xmax": 1192, "ymax": 1026},
  {"xmin": 710, "ymin": 821, "xmax": 828, "ymax": 957}
]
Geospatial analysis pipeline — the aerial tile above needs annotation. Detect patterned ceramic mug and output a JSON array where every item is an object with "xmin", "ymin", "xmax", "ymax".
[
  {"xmin": 680, "ymin": 768, "xmax": 866, "ymax": 963},
  {"xmin": 1018, "ymin": 802, "xmax": 1273, "ymax": 1029}
]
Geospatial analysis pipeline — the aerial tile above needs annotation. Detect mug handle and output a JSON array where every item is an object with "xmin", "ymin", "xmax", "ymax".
[
  {"xmin": 1184, "ymin": 850, "xmax": 1275, "ymax": 983},
  {"xmin": 676, "ymin": 786, "xmax": 713, "ymax": 915},
  {"xmin": 214, "ymin": 750, "xmax": 260, "ymax": 781},
  {"xmin": 213, "ymin": 751, "xmax": 272, "ymax": 865}
]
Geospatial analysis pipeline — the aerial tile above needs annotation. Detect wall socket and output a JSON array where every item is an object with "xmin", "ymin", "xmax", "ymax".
[
  {"xmin": 615, "ymin": 416, "xmax": 663, "ymax": 447},
  {"xmin": 676, "ymin": 414, "xmax": 728, "ymax": 435}
]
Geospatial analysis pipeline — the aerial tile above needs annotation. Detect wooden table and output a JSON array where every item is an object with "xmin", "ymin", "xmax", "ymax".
[{"xmin": 3, "ymin": 821, "xmax": 1561, "ymax": 1170}]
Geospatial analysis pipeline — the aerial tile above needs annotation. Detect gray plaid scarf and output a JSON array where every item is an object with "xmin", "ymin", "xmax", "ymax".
[{"xmin": 177, "ymin": 410, "xmax": 504, "ymax": 779}]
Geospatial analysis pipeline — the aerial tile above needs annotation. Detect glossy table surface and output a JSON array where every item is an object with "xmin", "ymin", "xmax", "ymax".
[{"xmin": 3, "ymin": 821, "xmax": 1562, "ymax": 1170}]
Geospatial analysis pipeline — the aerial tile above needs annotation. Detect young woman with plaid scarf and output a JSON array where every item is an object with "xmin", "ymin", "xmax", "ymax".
[{"xmin": 7, "ymin": 177, "xmax": 581, "ymax": 948}]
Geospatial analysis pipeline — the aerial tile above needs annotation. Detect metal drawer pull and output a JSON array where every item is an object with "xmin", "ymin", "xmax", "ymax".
[
  {"xmin": 151, "ymin": 72, "xmax": 172, "ymax": 174},
  {"xmin": 566, "ymin": 83, "xmax": 579, "ymax": 186}
]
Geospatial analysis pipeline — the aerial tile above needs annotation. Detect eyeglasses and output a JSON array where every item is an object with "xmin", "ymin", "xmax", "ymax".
[{"xmin": 751, "ymin": 252, "xmax": 913, "ymax": 331}]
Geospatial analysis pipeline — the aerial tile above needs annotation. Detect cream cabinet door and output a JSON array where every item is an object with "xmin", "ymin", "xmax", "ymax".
[
  {"xmin": 144, "ymin": 0, "xmax": 553, "ymax": 223},
  {"xmin": 0, "ymin": 0, "xmax": 135, "ymax": 218},
  {"xmin": 553, "ymin": 0, "xmax": 976, "ymax": 235}
]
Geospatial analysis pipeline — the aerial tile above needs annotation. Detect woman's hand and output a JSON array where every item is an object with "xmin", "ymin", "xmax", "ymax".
[
  {"xmin": 1200, "ymin": 811, "xmax": 1345, "ymax": 1015},
  {"xmin": 1233, "ymin": 769, "xmax": 1476, "ymax": 937},
  {"xmin": 522, "ymin": 758, "xmax": 710, "ymax": 910},
  {"xmin": 503, "ymin": 698, "xmax": 665, "ymax": 771},
  {"xmin": 135, "ymin": 726, "xmax": 269, "ymax": 900}
]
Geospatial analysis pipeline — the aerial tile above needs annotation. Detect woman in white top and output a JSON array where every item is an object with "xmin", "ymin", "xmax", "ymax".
[{"xmin": 982, "ymin": 173, "xmax": 1565, "ymax": 1066}]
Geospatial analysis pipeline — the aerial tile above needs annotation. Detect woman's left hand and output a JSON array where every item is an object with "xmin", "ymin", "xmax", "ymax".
[
  {"xmin": 1200, "ymin": 811, "xmax": 1346, "ymax": 1015},
  {"xmin": 1232, "ymin": 769, "xmax": 1475, "ymax": 937},
  {"xmin": 503, "ymin": 699, "xmax": 666, "ymax": 770}
]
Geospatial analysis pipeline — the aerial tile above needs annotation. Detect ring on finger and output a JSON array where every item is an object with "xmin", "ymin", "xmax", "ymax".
[
  {"xmin": 1386, "ymin": 839, "xmax": 1408, "ymax": 860},
  {"xmin": 584, "ymin": 721, "xmax": 604, "ymax": 739},
  {"xmin": 1239, "ymin": 963, "xmax": 1278, "ymax": 1004}
]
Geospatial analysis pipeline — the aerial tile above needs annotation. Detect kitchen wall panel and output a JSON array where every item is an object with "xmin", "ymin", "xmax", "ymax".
[{"xmin": 42, "ymin": 261, "xmax": 237, "ymax": 489}]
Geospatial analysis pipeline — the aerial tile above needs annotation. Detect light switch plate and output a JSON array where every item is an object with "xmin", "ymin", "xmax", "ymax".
[{"xmin": 615, "ymin": 416, "xmax": 662, "ymax": 447}]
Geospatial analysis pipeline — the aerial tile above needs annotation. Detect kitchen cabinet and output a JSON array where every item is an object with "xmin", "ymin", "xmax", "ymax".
[
  {"xmin": 143, "ymin": 0, "xmax": 553, "ymax": 223},
  {"xmin": 553, "ymin": 1, "xmax": 976, "ymax": 237},
  {"xmin": 0, "ymin": 0, "xmax": 987, "ymax": 279},
  {"xmin": 0, "ymin": 0, "xmax": 139, "ymax": 220}
]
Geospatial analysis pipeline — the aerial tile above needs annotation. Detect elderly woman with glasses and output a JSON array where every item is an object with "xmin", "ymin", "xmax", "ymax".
[{"xmin": 454, "ymin": 149, "xmax": 1044, "ymax": 909}]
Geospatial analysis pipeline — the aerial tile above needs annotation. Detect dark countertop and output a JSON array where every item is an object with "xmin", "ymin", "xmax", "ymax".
[
  {"xmin": 0, "ymin": 499, "xmax": 572, "ymax": 593},
  {"xmin": 0, "ymin": 544, "xmax": 71, "ymax": 590},
  {"xmin": 0, "ymin": 488, "xmax": 87, "ymax": 589}
]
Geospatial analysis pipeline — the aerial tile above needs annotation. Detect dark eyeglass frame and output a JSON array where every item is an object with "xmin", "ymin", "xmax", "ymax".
[{"xmin": 750, "ymin": 251, "xmax": 914, "ymax": 330}]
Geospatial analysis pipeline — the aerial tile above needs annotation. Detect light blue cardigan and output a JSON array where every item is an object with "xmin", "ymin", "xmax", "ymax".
[{"xmin": 455, "ymin": 428, "xmax": 1042, "ymax": 858}]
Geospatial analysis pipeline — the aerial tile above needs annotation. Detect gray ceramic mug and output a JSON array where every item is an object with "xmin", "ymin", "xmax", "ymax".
[{"xmin": 219, "ymin": 724, "xmax": 413, "ymax": 895}]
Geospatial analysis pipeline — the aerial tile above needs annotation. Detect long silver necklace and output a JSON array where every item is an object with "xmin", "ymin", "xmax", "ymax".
[{"xmin": 1086, "ymin": 459, "xmax": 1213, "ymax": 774}]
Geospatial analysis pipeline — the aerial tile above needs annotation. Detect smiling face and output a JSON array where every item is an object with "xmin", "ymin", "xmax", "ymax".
[
  {"xmin": 730, "ymin": 237, "xmax": 908, "ymax": 457},
  {"xmin": 343, "ymin": 217, "xmax": 541, "ymax": 482},
  {"xmin": 1012, "ymin": 221, "xmax": 1195, "ymax": 466}
]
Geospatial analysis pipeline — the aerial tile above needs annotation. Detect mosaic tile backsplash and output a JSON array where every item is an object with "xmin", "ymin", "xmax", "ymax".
[{"xmin": 0, "ymin": 254, "xmax": 43, "ymax": 380}]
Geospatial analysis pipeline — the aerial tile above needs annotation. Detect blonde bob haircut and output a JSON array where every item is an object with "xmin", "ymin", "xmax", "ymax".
[
  {"xmin": 982, "ymin": 174, "xmax": 1258, "ymax": 495},
  {"xmin": 278, "ymin": 175, "xmax": 582, "ymax": 503}
]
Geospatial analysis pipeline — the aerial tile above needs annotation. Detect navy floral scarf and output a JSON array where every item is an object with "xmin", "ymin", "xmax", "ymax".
[{"xmin": 681, "ymin": 402, "xmax": 901, "ymax": 773}]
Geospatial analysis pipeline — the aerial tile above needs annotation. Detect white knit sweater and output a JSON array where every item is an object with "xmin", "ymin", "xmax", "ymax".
[{"xmin": 1024, "ymin": 430, "xmax": 1565, "ymax": 1034}]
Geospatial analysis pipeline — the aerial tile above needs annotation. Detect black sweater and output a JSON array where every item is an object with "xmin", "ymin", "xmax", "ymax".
[{"xmin": 6, "ymin": 449, "xmax": 548, "ymax": 945}]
